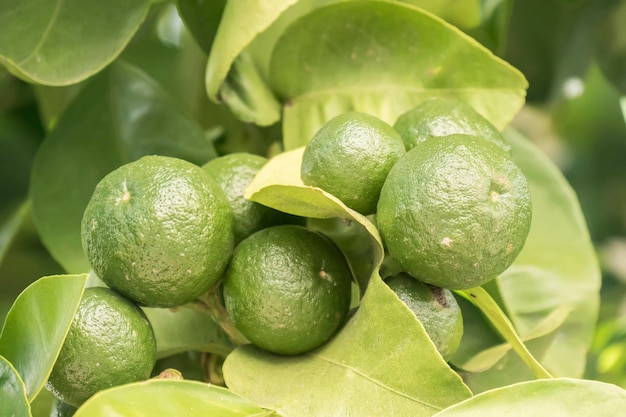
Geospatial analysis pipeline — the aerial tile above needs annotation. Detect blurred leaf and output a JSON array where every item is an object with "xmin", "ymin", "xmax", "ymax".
[
  {"xmin": 433, "ymin": 378, "xmax": 626, "ymax": 417},
  {"xmin": 33, "ymin": 84, "xmax": 83, "ymax": 131},
  {"xmin": 459, "ymin": 129, "xmax": 600, "ymax": 391},
  {"xmin": 30, "ymin": 62, "xmax": 217, "ymax": 273},
  {"xmin": 73, "ymin": 380, "xmax": 278, "ymax": 417},
  {"xmin": 0, "ymin": 0, "xmax": 150, "ymax": 86},
  {"xmin": 206, "ymin": 0, "xmax": 297, "ymax": 100},
  {"xmin": 0, "ymin": 355, "xmax": 30, "ymax": 417},
  {"xmin": 400, "ymin": 0, "xmax": 481, "ymax": 28},
  {"xmin": 244, "ymin": 147, "xmax": 383, "ymax": 292},
  {"xmin": 142, "ymin": 307, "xmax": 233, "ymax": 359},
  {"xmin": 0, "ymin": 201, "xmax": 29, "ymax": 266},
  {"xmin": 176, "ymin": 0, "xmax": 226, "ymax": 54},
  {"xmin": 0, "ymin": 274, "xmax": 87, "ymax": 400},
  {"xmin": 224, "ymin": 275, "xmax": 472, "ymax": 417},
  {"xmin": 270, "ymin": 0, "xmax": 527, "ymax": 149},
  {"xmin": 594, "ymin": 0, "xmax": 626, "ymax": 94}
]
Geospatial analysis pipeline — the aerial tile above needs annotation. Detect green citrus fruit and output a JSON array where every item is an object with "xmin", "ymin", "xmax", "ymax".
[
  {"xmin": 81, "ymin": 155, "xmax": 234, "ymax": 308},
  {"xmin": 301, "ymin": 111, "xmax": 406, "ymax": 214},
  {"xmin": 202, "ymin": 152, "xmax": 296, "ymax": 243},
  {"xmin": 377, "ymin": 134, "xmax": 532, "ymax": 289},
  {"xmin": 222, "ymin": 225, "xmax": 353, "ymax": 355},
  {"xmin": 385, "ymin": 273, "xmax": 463, "ymax": 360},
  {"xmin": 393, "ymin": 97, "xmax": 510, "ymax": 152},
  {"xmin": 46, "ymin": 287, "xmax": 156, "ymax": 407}
]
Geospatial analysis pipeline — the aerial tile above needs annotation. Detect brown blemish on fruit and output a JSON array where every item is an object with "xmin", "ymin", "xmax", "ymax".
[
  {"xmin": 429, "ymin": 285, "xmax": 449, "ymax": 308},
  {"xmin": 506, "ymin": 243, "xmax": 514, "ymax": 254}
]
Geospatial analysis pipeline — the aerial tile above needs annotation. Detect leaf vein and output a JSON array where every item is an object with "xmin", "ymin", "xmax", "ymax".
[{"xmin": 18, "ymin": 0, "xmax": 66, "ymax": 66}]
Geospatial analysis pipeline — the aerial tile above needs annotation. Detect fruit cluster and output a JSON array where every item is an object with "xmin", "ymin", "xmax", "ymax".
[{"xmin": 46, "ymin": 97, "xmax": 532, "ymax": 407}]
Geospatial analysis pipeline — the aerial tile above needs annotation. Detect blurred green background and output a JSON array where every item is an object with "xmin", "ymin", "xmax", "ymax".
[{"xmin": 1, "ymin": 0, "xmax": 625, "ymax": 391}]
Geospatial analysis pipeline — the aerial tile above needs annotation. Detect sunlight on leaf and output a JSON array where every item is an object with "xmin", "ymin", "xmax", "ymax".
[
  {"xmin": 269, "ymin": 0, "xmax": 527, "ymax": 149},
  {"xmin": 0, "ymin": 0, "xmax": 150, "ymax": 85},
  {"xmin": 433, "ymin": 378, "xmax": 626, "ymax": 417},
  {"xmin": 0, "ymin": 274, "xmax": 86, "ymax": 400},
  {"xmin": 74, "ymin": 380, "xmax": 279, "ymax": 417},
  {"xmin": 224, "ymin": 275, "xmax": 472, "ymax": 417}
]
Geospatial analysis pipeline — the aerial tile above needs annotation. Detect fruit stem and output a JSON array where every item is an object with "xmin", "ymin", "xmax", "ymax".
[
  {"xmin": 457, "ymin": 286, "xmax": 553, "ymax": 380},
  {"xmin": 192, "ymin": 288, "xmax": 250, "ymax": 347}
]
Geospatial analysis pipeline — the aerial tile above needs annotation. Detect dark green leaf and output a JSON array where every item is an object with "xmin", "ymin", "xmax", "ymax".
[
  {"xmin": 0, "ymin": 0, "xmax": 151, "ymax": 85},
  {"xmin": 143, "ymin": 307, "xmax": 233, "ymax": 359},
  {"xmin": 0, "ymin": 274, "xmax": 87, "ymax": 400},
  {"xmin": 30, "ymin": 62, "xmax": 217, "ymax": 273},
  {"xmin": 176, "ymin": 0, "xmax": 226, "ymax": 54},
  {"xmin": 0, "ymin": 355, "xmax": 30, "ymax": 417},
  {"xmin": 269, "ymin": 0, "xmax": 528, "ymax": 148},
  {"xmin": 0, "ymin": 201, "xmax": 29, "ymax": 265},
  {"xmin": 73, "ymin": 380, "xmax": 278, "ymax": 417},
  {"xmin": 433, "ymin": 378, "xmax": 626, "ymax": 417},
  {"xmin": 223, "ymin": 275, "xmax": 472, "ymax": 417}
]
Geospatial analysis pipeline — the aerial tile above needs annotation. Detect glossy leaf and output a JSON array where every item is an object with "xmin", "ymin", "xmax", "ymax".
[
  {"xmin": 205, "ymin": 0, "xmax": 296, "ymax": 100},
  {"xmin": 0, "ymin": 356, "xmax": 30, "ymax": 417},
  {"xmin": 73, "ymin": 380, "xmax": 278, "ymax": 417},
  {"xmin": 269, "ymin": 0, "xmax": 528, "ymax": 149},
  {"xmin": 0, "ymin": 0, "xmax": 150, "ymax": 86},
  {"xmin": 0, "ymin": 274, "xmax": 87, "ymax": 400},
  {"xmin": 224, "ymin": 275, "xmax": 472, "ymax": 417},
  {"xmin": 30, "ymin": 62, "xmax": 217, "ymax": 273},
  {"xmin": 244, "ymin": 147, "xmax": 383, "ymax": 292},
  {"xmin": 143, "ymin": 306, "xmax": 233, "ymax": 359},
  {"xmin": 457, "ymin": 129, "xmax": 601, "ymax": 391},
  {"xmin": 433, "ymin": 378, "xmax": 626, "ymax": 417}
]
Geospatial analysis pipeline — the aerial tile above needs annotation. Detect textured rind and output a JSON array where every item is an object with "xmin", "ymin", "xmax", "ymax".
[
  {"xmin": 222, "ymin": 225, "xmax": 353, "ymax": 355},
  {"xmin": 377, "ymin": 134, "xmax": 532, "ymax": 290},
  {"xmin": 45, "ymin": 287, "xmax": 156, "ymax": 407},
  {"xmin": 202, "ymin": 153, "xmax": 294, "ymax": 243},
  {"xmin": 301, "ymin": 112, "xmax": 406, "ymax": 215},
  {"xmin": 393, "ymin": 97, "xmax": 511, "ymax": 153},
  {"xmin": 385, "ymin": 273, "xmax": 463, "ymax": 360},
  {"xmin": 81, "ymin": 155, "xmax": 234, "ymax": 308}
]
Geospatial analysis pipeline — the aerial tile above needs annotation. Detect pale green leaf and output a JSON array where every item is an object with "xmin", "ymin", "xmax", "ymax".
[
  {"xmin": 0, "ymin": 356, "xmax": 30, "ymax": 417},
  {"xmin": 244, "ymin": 147, "xmax": 383, "ymax": 291},
  {"xmin": 269, "ymin": 0, "xmax": 527, "ymax": 149},
  {"xmin": 0, "ymin": 0, "xmax": 150, "ymax": 85},
  {"xmin": 433, "ymin": 378, "xmax": 626, "ymax": 417},
  {"xmin": 143, "ymin": 306, "xmax": 233, "ymax": 359},
  {"xmin": 400, "ymin": 0, "xmax": 481, "ymax": 28},
  {"xmin": 223, "ymin": 275, "xmax": 472, "ymax": 417},
  {"xmin": 74, "ymin": 380, "xmax": 279, "ymax": 417},
  {"xmin": 30, "ymin": 62, "xmax": 217, "ymax": 273},
  {"xmin": 0, "ymin": 275, "xmax": 87, "ymax": 400}
]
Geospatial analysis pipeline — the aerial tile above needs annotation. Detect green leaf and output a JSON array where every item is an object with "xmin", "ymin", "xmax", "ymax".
[
  {"xmin": 458, "ymin": 129, "xmax": 601, "ymax": 390},
  {"xmin": 205, "ymin": 0, "xmax": 297, "ymax": 100},
  {"xmin": 73, "ymin": 380, "xmax": 278, "ymax": 417},
  {"xmin": 433, "ymin": 378, "xmax": 626, "ymax": 417},
  {"xmin": 401, "ymin": 0, "xmax": 482, "ymax": 28},
  {"xmin": 244, "ymin": 147, "xmax": 383, "ymax": 292},
  {"xmin": 176, "ymin": 0, "xmax": 226, "ymax": 54},
  {"xmin": 0, "ymin": 0, "xmax": 151, "ymax": 85},
  {"xmin": 457, "ymin": 287, "xmax": 551, "ymax": 379},
  {"xmin": 0, "ymin": 274, "xmax": 87, "ymax": 400},
  {"xmin": 0, "ymin": 356, "xmax": 30, "ymax": 417},
  {"xmin": 0, "ymin": 201, "xmax": 29, "ymax": 265},
  {"xmin": 30, "ymin": 62, "xmax": 217, "ymax": 273},
  {"xmin": 269, "ymin": 0, "xmax": 528, "ymax": 149},
  {"xmin": 223, "ymin": 275, "xmax": 472, "ymax": 417},
  {"xmin": 143, "ymin": 306, "xmax": 233, "ymax": 359}
]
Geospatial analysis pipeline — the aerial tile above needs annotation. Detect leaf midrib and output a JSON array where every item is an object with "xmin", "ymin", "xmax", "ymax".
[
  {"xmin": 18, "ymin": 0, "xmax": 66, "ymax": 66},
  {"xmin": 310, "ymin": 352, "xmax": 442, "ymax": 411}
]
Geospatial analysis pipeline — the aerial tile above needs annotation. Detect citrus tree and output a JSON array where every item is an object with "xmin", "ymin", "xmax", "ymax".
[{"xmin": 2, "ymin": 0, "xmax": 626, "ymax": 416}]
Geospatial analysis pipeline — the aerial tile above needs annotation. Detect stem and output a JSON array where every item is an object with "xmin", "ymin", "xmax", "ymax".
[
  {"xmin": 457, "ymin": 286, "xmax": 552, "ymax": 380},
  {"xmin": 191, "ymin": 287, "xmax": 249, "ymax": 347}
]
